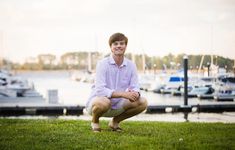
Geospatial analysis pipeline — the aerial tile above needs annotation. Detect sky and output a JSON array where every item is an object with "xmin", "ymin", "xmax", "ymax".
[{"xmin": 0, "ymin": 0, "xmax": 235, "ymax": 63}]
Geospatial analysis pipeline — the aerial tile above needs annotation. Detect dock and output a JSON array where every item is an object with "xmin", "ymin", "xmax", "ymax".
[
  {"xmin": 0, "ymin": 104, "xmax": 235, "ymax": 116},
  {"xmin": 0, "ymin": 105, "xmax": 85, "ymax": 116},
  {"xmin": 146, "ymin": 104, "xmax": 235, "ymax": 113}
]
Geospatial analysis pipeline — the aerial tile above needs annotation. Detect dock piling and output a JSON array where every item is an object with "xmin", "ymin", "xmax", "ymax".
[{"xmin": 183, "ymin": 55, "xmax": 188, "ymax": 106}]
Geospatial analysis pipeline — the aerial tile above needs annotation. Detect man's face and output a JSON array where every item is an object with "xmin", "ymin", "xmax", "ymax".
[{"xmin": 111, "ymin": 40, "xmax": 127, "ymax": 56}]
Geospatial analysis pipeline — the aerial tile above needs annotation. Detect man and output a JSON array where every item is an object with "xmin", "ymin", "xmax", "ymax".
[{"xmin": 86, "ymin": 33, "xmax": 148, "ymax": 132}]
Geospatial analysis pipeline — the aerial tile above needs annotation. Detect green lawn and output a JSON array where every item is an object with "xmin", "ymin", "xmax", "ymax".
[{"xmin": 0, "ymin": 118, "xmax": 234, "ymax": 150}]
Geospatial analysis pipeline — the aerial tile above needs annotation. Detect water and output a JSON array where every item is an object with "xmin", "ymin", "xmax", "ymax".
[
  {"xmin": 4, "ymin": 70, "xmax": 235, "ymax": 123},
  {"xmin": 19, "ymin": 70, "xmax": 90, "ymax": 106},
  {"xmin": 19, "ymin": 70, "xmax": 235, "ymax": 106}
]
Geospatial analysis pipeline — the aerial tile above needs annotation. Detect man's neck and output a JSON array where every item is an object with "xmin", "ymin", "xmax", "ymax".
[{"xmin": 112, "ymin": 54, "xmax": 124, "ymax": 66}]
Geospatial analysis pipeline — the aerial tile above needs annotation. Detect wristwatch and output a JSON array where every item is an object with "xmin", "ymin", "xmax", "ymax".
[{"xmin": 138, "ymin": 92, "xmax": 141, "ymax": 97}]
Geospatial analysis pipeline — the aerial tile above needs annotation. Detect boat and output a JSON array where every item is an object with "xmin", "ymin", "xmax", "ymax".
[
  {"xmin": 188, "ymin": 86, "xmax": 214, "ymax": 97},
  {"xmin": 0, "ymin": 69, "xmax": 44, "ymax": 101},
  {"xmin": 70, "ymin": 70, "xmax": 95, "ymax": 84},
  {"xmin": 213, "ymin": 76, "xmax": 235, "ymax": 101},
  {"xmin": 159, "ymin": 75, "xmax": 184, "ymax": 94},
  {"xmin": 139, "ymin": 73, "xmax": 156, "ymax": 91}
]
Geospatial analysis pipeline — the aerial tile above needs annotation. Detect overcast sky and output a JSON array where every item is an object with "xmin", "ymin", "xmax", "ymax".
[{"xmin": 0, "ymin": 0, "xmax": 235, "ymax": 63}]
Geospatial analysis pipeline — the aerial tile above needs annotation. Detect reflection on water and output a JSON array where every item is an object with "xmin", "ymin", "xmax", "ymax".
[
  {"xmin": 7, "ymin": 71, "xmax": 235, "ymax": 122},
  {"xmin": 19, "ymin": 70, "xmax": 90, "ymax": 106}
]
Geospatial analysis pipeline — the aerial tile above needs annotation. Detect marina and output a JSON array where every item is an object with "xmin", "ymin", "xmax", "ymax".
[
  {"xmin": 0, "ymin": 1, "xmax": 235, "ymax": 149},
  {"xmin": 0, "ymin": 70, "xmax": 235, "ymax": 122}
]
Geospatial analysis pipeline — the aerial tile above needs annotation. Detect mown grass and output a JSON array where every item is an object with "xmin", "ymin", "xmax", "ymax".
[{"xmin": 0, "ymin": 118, "xmax": 234, "ymax": 150}]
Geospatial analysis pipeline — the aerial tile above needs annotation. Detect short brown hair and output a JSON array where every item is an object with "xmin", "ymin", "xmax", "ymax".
[{"xmin": 109, "ymin": 33, "xmax": 128, "ymax": 47}]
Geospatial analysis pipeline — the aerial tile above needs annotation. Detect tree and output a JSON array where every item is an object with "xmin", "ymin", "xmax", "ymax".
[{"xmin": 37, "ymin": 54, "xmax": 56, "ymax": 69}]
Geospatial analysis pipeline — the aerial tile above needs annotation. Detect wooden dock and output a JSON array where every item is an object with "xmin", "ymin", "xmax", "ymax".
[
  {"xmin": 146, "ymin": 104, "xmax": 235, "ymax": 113},
  {"xmin": 0, "ymin": 105, "xmax": 85, "ymax": 116},
  {"xmin": 1, "ymin": 104, "xmax": 235, "ymax": 116}
]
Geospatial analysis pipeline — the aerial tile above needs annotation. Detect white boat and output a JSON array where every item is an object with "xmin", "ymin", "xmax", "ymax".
[
  {"xmin": 139, "ymin": 73, "xmax": 156, "ymax": 91},
  {"xmin": 0, "ymin": 88, "xmax": 17, "ymax": 97},
  {"xmin": 170, "ymin": 75, "xmax": 216, "ymax": 97},
  {"xmin": 70, "ymin": 70, "xmax": 95, "ymax": 84},
  {"xmin": 0, "ymin": 69, "xmax": 44, "ymax": 100},
  {"xmin": 189, "ymin": 86, "xmax": 214, "ymax": 97},
  {"xmin": 213, "ymin": 76, "xmax": 235, "ymax": 101},
  {"xmin": 159, "ymin": 75, "xmax": 184, "ymax": 94}
]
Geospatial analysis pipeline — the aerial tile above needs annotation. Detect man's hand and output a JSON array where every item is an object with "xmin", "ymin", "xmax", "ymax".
[
  {"xmin": 111, "ymin": 90, "xmax": 140, "ymax": 102},
  {"xmin": 122, "ymin": 91, "xmax": 140, "ymax": 102}
]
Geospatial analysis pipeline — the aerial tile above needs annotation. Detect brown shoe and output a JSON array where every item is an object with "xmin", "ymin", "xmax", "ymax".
[
  {"xmin": 108, "ymin": 120, "xmax": 122, "ymax": 132},
  {"xmin": 110, "ymin": 126, "xmax": 123, "ymax": 132}
]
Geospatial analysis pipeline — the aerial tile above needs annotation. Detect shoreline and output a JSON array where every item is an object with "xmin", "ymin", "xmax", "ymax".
[{"xmin": 1, "ymin": 111, "xmax": 235, "ymax": 123}]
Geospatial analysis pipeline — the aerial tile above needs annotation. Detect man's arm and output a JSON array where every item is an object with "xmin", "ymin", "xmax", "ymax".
[
  {"xmin": 94, "ymin": 62, "xmax": 114, "ymax": 98},
  {"xmin": 111, "ymin": 91, "xmax": 139, "ymax": 102}
]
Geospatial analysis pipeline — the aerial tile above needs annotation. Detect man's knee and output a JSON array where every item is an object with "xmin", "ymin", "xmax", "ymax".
[
  {"xmin": 123, "ymin": 97, "xmax": 148, "ymax": 110},
  {"xmin": 138, "ymin": 97, "xmax": 148, "ymax": 110},
  {"xmin": 92, "ymin": 97, "xmax": 111, "ymax": 113}
]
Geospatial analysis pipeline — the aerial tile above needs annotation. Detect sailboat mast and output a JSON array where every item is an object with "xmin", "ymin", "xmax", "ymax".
[
  {"xmin": 234, "ymin": 59, "xmax": 235, "ymax": 75},
  {"xmin": 0, "ymin": 31, "xmax": 3, "ymax": 67},
  {"xmin": 142, "ymin": 53, "xmax": 145, "ymax": 73},
  {"xmin": 211, "ymin": 55, "xmax": 213, "ymax": 66},
  {"xmin": 198, "ymin": 55, "xmax": 205, "ymax": 73},
  {"xmin": 87, "ymin": 52, "xmax": 92, "ymax": 71},
  {"xmin": 131, "ymin": 53, "xmax": 135, "ymax": 63},
  {"xmin": 210, "ymin": 24, "xmax": 213, "ymax": 66}
]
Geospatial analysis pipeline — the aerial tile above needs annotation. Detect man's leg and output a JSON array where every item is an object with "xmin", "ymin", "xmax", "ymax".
[
  {"xmin": 110, "ymin": 97, "xmax": 148, "ymax": 128},
  {"xmin": 91, "ymin": 97, "xmax": 111, "ymax": 125}
]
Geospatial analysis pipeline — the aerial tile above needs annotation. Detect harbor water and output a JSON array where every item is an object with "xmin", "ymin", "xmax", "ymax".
[{"xmin": 1, "ymin": 70, "xmax": 235, "ymax": 123}]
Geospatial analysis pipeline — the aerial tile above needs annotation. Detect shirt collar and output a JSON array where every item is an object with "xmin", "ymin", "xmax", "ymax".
[{"xmin": 109, "ymin": 55, "xmax": 127, "ymax": 67}]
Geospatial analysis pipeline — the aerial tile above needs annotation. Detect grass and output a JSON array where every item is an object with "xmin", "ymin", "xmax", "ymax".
[{"xmin": 0, "ymin": 118, "xmax": 234, "ymax": 150}]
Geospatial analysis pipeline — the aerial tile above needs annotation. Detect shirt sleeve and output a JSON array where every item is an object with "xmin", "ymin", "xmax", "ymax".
[
  {"xmin": 129, "ymin": 63, "xmax": 140, "ymax": 92},
  {"xmin": 94, "ymin": 61, "xmax": 114, "ymax": 98}
]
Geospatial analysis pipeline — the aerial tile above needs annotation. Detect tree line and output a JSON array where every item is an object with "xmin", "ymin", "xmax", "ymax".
[{"xmin": 1, "ymin": 52, "xmax": 234, "ymax": 71}]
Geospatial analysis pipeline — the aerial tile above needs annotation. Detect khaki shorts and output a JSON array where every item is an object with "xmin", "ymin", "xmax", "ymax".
[{"xmin": 86, "ymin": 98, "xmax": 125, "ymax": 117}]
